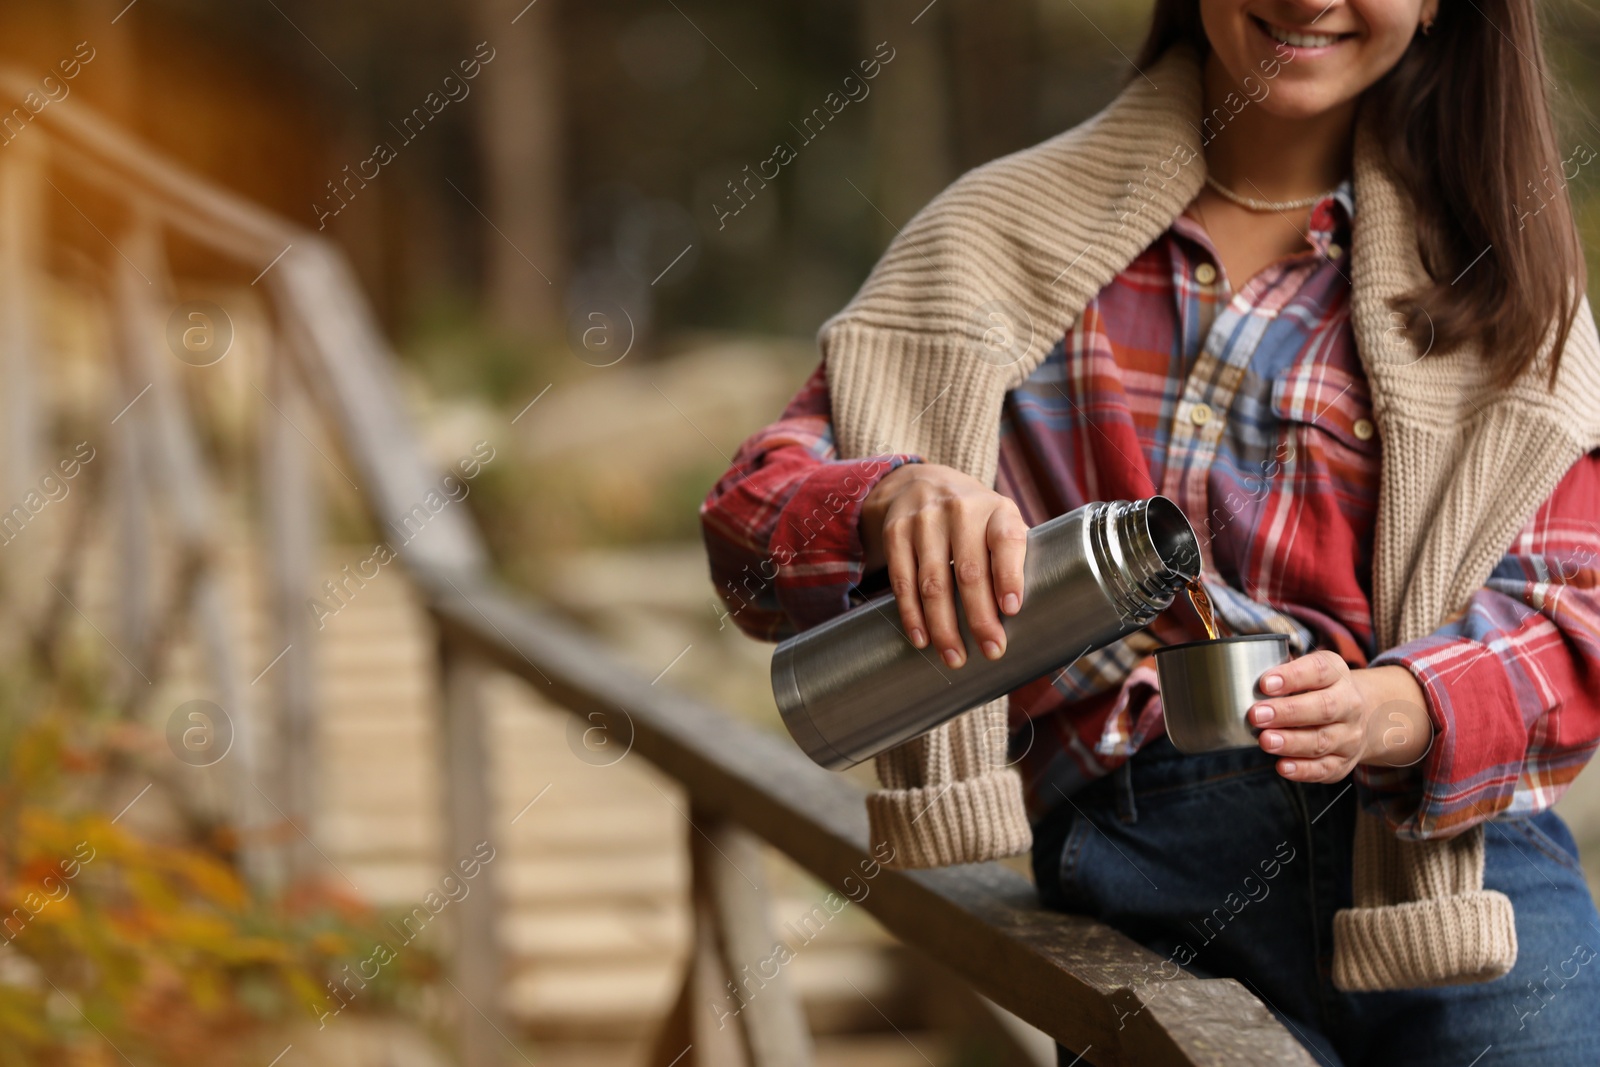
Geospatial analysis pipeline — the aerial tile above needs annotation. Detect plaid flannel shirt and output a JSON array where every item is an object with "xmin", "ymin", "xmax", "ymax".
[{"xmin": 700, "ymin": 180, "xmax": 1600, "ymax": 841}]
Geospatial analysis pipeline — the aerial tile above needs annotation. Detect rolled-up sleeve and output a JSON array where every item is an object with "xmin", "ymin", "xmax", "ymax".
[
  {"xmin": 1355, "ymin": 449, "xmax": 1600, "ymax": 839},
  {"xmin": 699, "ymin": 362, "xmax": 921, "ymax": 641}
]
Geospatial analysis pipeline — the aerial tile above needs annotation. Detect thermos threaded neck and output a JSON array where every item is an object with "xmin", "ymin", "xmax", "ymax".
[{"xmin": 1092, "ymin": 497, "xmax": 1201, "ymax": 624}]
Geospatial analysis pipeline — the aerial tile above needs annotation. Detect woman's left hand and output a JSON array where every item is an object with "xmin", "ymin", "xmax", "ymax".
[{"xmin": 1246, "ymin": 650, "xmax": 1435, "ymax": 782}]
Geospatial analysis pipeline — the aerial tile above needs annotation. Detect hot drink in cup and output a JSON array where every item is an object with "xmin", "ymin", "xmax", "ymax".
[{"xmin": 1157, "ymin": 581, "xmax": 1290, "ymax": 753}]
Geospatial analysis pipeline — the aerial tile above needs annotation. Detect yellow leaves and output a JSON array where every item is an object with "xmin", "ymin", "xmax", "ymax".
[
  {"xmin": 310, "ymin": 930, "xmax": 351, "ymax": 957},
  {"xmin": 0, "ymin": 665, "xmax": 441, "ymax": 1066},
  {"xmin": 156, "ymin": 908, "xmax": 231, "ymax": 947},
  {"xmin": 167, "ymin": 848, "xmax": 247, "ymax": 910},
  {"xmin": 30, "ymin": 889, "xmax": 80, "ymax": 927},
  {"xmin": 7, "ymin": 717, "xmax": 64, "ymax": 794},
  {"xmin": 12, "ymin": 810, "xmax": 87, "ymax": 871},
  {"xmin": 120, "ymin": 868, "xmax": 183, "ymax": 920},
  {"xmin": 217, "ymin": 934, "xmax": 296, "ymax": 967},
  {"xmin": 0, "ymin": 988, "xmax": 48, "ymax": 1046}
]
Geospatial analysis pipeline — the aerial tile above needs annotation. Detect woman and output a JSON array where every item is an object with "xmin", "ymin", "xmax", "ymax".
[{"xmin": 702, "ymin": 1, "xmax": 1600, "ymax": 1062}]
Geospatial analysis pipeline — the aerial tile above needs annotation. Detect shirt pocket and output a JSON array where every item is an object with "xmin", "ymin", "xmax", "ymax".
[{"xmin": 1268, "ymin": 360, "xmax": 1380, "ymax": 462}]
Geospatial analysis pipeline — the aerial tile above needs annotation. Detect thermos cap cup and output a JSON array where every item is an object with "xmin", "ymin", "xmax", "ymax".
[{"xmin": 1154, "ymin": 633, "xmax": 1292, "ymax": 754}]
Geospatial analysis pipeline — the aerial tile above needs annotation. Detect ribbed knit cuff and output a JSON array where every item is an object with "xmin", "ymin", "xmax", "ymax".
[
  {"xmin": 865, "ymin": 766, "xmax": 1032, "ymax": 868},
  {"xmin": 1332, "ymin": 890, "xmax": 1517, "ymax": 991},
  {"xmin": 1330, "ymin": 812, "xmax": 1518, "ymax": 991},
  {"xmin": 864, "ymin": 700, "xmax": 1033, "ymax": 867}
]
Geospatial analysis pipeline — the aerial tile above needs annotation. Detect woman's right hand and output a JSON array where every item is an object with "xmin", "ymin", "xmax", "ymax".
[{"xmin": 860, "ymin": 463, "xmax": 1028, "ymax": 668}]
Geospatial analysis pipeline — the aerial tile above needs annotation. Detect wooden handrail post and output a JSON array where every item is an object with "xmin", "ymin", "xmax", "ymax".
[
  {"xmin": 656, "ymin": 807, "xmax": 814, "ymax": 1067},
  {"xmin": 0, "ymin": 133, "xmax": 43, "ymax": 506},
  {"xmin": 0, "ymin": 132, "xmax": 46, "ymax": 612},
  {"xmin": 110, "ymin": 363, "xmax": 154, "ymax": 674},
  {"xmin": 696, "ymin": 812, "xmax": 814, "ymax": 1067},
  {"xmin": 438, "ymin": 635, "xmax": 512, "ymax": 1067},
  {"xmin": 114, "ymin": 215, "xmax": 277, "ymax": 891},
  {"xmin": 648, "ymin": 871, "xmax": 750, "ymax": 1067},
  {"xmin": 263, "ymin": 337, "xmax": 321, "ymax": 885}
]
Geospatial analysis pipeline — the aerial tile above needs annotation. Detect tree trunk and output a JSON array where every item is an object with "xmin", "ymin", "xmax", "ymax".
[
  {"xmin": 946, "ymin": 0, "xmax": 1038, "ymax": 171},
  {"xmin": 469, "ymin": 0, "xmax": 565, "ymax": 338},
  {"xmin": 860, "ymin": 0, "xmax": 956, "ymax": 239}
]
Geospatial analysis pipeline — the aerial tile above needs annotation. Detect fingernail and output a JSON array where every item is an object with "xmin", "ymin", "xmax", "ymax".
[
  {"xmin": 942, "ymin": 648, "xmax": 964, "ymax": 668},
  {"xmin": 909, "ymin": 628, "xmax": 926, "ymax": 648},
  {"xmin": 1280, "ymin": 761, "xmax": 1297, "ymax": 775},
  {"xmin": 1263, "ymin": 731, "xmax": 1282, "ymax": 752},
  {"xmin": 1252, "ymin": 703, "xmax": 1274, "ymax": 725},
  {"xmin": 1261, "ymin": 674, "xmax": 1283, "ymax": 693},
  {"xmin": 982, "ymin": 640, "xmax": 1003, "ymax": 661},
  {"xmin": 1002, "ymin": 594, "xmax": 1020, "ymax": 615}
]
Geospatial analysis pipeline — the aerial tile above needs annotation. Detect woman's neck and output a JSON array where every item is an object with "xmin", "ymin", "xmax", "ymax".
[{"xmin": 1200, "ymin": 52, "xmax": 1355, "ymax": 199}]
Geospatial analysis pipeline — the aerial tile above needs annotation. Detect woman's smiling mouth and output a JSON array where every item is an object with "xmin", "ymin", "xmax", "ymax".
[{"xmin": 1251, "ymin": 14, "xmax": 1356, "ymax": 51}]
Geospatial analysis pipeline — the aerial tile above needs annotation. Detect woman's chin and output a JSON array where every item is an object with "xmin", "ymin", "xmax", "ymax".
[{"xmin": 1244, "ymin": 83, "xmax": 1357, "ymax": 124}]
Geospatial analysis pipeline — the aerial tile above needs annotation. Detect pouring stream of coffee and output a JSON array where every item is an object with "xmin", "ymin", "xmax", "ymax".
[{"xmin": 1185, "ymin": 577, "xmax": 1223, "ymax": 641}]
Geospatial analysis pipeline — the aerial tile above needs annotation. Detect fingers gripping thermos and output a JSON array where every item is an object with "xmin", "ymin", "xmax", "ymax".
[{"xmin": 771, "ymin": 497, "xmax": 1201, "ymax": 769}]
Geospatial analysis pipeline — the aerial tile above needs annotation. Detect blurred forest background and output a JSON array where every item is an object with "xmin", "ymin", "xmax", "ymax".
[
  {"xmin": 10, "ymin": 0, "xmax": 1593, "ymax": 567},
  {"xmin": 1, "ymin": 1, "xmax": 1599, "ymax": 1065}
]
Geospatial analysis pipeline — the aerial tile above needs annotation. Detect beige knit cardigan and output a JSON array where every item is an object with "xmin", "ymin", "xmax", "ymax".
[{"xmin": 816, "ymin": 44, "xmax": 1600, "ymax": 992}]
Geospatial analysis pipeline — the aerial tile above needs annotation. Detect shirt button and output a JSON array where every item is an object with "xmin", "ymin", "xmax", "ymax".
[
  {"xmin": 1327, "ymin": 243, "xmax": 1344, "ymax": 260},
  {"xmin": 1353, "ymin": 417, "xmax": 1375, "ymax": 441},
  {"xmin": 1190, "ymin": 402, "xmax": 1214, "ymax": 426},
  {"xmin": 1195, "ymin": 262, "xmax": 1218, "ymax": 285}
]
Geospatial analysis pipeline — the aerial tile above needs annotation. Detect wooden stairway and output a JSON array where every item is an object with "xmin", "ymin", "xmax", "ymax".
[{"xmin": 64, "ymin": 509, "xmax": 925, "ymax": 1059}]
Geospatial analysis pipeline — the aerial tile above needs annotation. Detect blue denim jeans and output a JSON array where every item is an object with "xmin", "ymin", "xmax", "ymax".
[{"xmin": 1031, "ymin": 733, "xmax": 1600, "ymax": 1066}]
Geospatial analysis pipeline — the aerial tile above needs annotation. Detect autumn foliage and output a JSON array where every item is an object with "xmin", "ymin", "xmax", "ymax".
[{"xmin": 0, "ymin": 666, "xmax": 439, "ymax": 1066}]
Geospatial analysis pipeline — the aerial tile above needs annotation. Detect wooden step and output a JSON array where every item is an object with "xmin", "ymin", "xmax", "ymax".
[
  {"xmin": 500, "ymin": 906, "xmax": 686, "ymax": 962},
  {"xmin": 498, "ymin": 854, "xmax": 686, "ymax": 906}
]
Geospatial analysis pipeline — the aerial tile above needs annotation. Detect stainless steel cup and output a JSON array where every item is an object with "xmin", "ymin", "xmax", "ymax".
[{"xmin": 1154, "ymin": 634, "xmax": 1292, "ymax": 754}]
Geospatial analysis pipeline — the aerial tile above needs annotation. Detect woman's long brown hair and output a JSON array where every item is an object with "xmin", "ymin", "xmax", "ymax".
[{"xmin": 1136, "ymin": 1, "xmax": 1586, "ymax": 388}]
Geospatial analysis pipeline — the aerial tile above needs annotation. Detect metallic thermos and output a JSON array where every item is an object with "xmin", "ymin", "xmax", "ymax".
[{"xmin": 772, "ymin": 497, "xmax": 1201, "ymax": 770}]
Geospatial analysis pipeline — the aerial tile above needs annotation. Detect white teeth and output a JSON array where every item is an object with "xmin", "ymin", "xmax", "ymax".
[{"xmin": 1264, "ymin": 23, "xmax": 1340, "ymax": 48}]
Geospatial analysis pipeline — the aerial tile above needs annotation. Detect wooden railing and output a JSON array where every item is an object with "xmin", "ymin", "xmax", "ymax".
[{"xmin": 0, "ymin": 66, "xmax": 1315, "ymax": 1067}]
